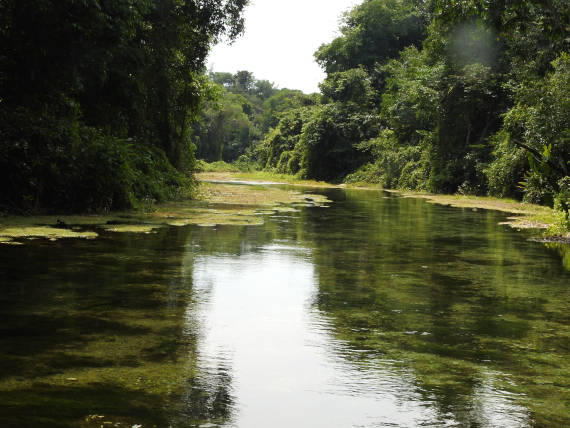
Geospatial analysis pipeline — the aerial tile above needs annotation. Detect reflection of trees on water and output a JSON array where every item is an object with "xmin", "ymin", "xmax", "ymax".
[
  {"xmin": 0, "ymin": 226, "xmax": 199, "ymax": 426},
  {"xmin": 0, "ymin": 224, "xmax": 256, "ymax": 427},
  {"xmin": 1, "ymin": 187, "xmax": 568, "ymax": 427},
  {"xmin": 299, "ymin": 189, "xmax": 567, "ymax": 427},
  {"xmin": 177, "ymin": 364, "xmax": 234, "ymax": 426}
]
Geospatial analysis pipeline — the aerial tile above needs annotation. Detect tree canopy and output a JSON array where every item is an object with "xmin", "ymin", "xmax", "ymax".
[
  {"xmin": 247, "ymin": 0, "xmax": 569, "ymax": 223},
  {"xmin": 2, "ymin": 0, "xmax": 568, "ymax": 224},
  {"xmin": 0, "ymin": 0, "xmax": 247, "ymax": 213}
]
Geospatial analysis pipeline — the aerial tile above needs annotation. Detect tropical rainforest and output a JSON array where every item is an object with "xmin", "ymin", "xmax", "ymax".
[
  {"xmin": 0, "ymin": 0, "xmax": 247, "ymax": 213},
  {"xmin": 1, "ymin": 0, "xmax": 569, "ymax": 224}
]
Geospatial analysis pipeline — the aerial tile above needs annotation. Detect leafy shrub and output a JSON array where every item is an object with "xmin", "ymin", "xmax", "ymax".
[
  {"xmin": 485, "ymin": 132, "xmax": 526, "ymax": 198},
  {"xmin": 0, "ymin": 107, "xmax": 193, "ymax": 213}
]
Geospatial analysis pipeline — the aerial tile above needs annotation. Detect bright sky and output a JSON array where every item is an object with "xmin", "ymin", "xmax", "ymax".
[{"xmin": 207, "ymin": 0, "xmax": 361, "ymax": 94}]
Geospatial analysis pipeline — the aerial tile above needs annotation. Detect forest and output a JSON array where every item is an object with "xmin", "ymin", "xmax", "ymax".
[
  {"xmin": 0, "ymin": 0, "xmax": 247, "ymax": 213},
  {"xmin": 1, "ymin": 2, "xmax": 569, "ymax": 425},
  {"xmin": 1, "ymin": 0, "xmax": 569, "ymax": 226}
]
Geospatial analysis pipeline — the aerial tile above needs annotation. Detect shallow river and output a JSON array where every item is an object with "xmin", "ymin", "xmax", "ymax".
[{"xmin": 1, "ymin": 185, "xmax": 569, "ymax": 427}]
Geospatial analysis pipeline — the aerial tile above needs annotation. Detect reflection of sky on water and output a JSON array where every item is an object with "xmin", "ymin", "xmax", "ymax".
[{"xmin": 186, "ymin": 242, "xmax": 531, "ymax": 427}]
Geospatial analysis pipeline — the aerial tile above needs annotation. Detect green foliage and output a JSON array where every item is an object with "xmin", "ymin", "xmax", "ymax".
[
  {"xmin": 320, "ymin": 68, "xmax": 377, "ymax": 106},
  {"xmin": 195, "ymin": 159, "xmax": 256, "ymax": 173},
  {"xmin": 209, "ymin": 70, "xmax": 280, "ymax": 101},
  {"xmin": 555, "ymin": 177, "xmax": 570, "ymax": 227},
  {"xmin": 260, "ymin": 107, "xmax": 310, "ymax": 170},
  {"xmin": 298, "ymin": 103, "xmax": 380, "ymax": 181},
  {"xmin": 501, "ymin": 53, "xmax": 570, "ymax": 213},
  {"xmin": 485, "ymin": 132, "xmax": 526, "ymax": 198},
  {"xmin": 255, "ymin": 66, "xmax": 382, "ymax": 182},
  {"xmin": 381, "ymin": 47, "xmax": 443, "ymax": 144},
  {"xmin": 0, "ymin": 108, "xmax": 191, "ymax": 213},
  {"xmin": 193, "ymin": 71, "xmax": 318, "ymax": 164},
  {"xmin": 314, "ymin": 0, "xmax": 427, "ymax": 75},
  {"xmin": 0, "ymin": 0, "xmax": 247, "ymax": 213},
  {"xmin": 372, "ymin": 42, "xmax": 501, "ymax": 194},
  {"xmin": 313, "ymin": 0, "xmax": 569, "ymax": 232},
  {"xmin": 193, "ymin": 86, "xmax": 259, "ymax": 162},
  {"xmin": 306, "ymin": 0, "xmax": 568, "ymax": 236},
  {"xmin": 348, "ymin": 129, "xmax": 429, "ymax": 189},
  {"xmin": 260, "ymin": 89, "xmax": 317, "ymax": 132}
]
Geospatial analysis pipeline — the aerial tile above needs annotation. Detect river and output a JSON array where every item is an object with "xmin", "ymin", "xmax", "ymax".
[{"xmin": 0, "ymin": 183, "xmax": 568, "ymax": 427}]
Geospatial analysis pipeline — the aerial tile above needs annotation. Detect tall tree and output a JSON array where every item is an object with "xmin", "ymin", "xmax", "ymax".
[
  {"xmin": 315, "ymin": 0, "xmax": 427, "ymax": 76},
  {"xmin": 0, "ymin": 0, "xmax": 248, "ymax": 212}
]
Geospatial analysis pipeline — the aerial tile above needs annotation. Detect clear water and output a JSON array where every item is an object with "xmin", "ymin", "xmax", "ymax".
[{"xmin": 0, "ymin": 186, "xmax": 568, "ymax": 427}]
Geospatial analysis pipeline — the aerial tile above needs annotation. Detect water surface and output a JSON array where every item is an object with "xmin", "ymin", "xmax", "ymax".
[{"xmin": 1, "ymin": 185, "xmax": 568, "ymax": 427}]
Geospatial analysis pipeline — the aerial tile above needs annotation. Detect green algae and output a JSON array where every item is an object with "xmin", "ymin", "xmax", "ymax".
[
  {"xmin": 0, "ymin": 181, "xmax": 330, "ymax": 243},
  {"xmin": 102, "ymin": 224, "xmax": 162, "ymax": 233},
  {"xmin": 0, "ymin": 226, "xmax": 98, "ymax": 240},
  {"xmin": 307, "ymin": 189, "xmax": 570, "ymax": 426},
  {"xmin": 272, "ymin": 206, "xmax": 300, "ymax": 213},
  {"xmin": 0, "ymin": 225, "xmax": 234, "ymax": 427},
  {"xmin": 0, "ymin": 188, "xmax": 569, "ymax": 427}
]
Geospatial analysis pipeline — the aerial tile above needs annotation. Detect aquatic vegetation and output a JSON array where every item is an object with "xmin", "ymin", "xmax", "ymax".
[
  {"xmin": 0, "ymin": 181, "xmax": 331, "ymax": 243},
  {"xmin": 1, "ymin": 180, "xmax": 567, "ymax": 427},
  {"xmin": 0, "ymin": 226, "xmax": 98, "ymax": 241},
  {"xmin": 308, "ymin": 189, "xmax": 570, "ymax": 426},
  {"xmin": 101, "ymin": 224, "xmax": 162, "ymax": 233}
]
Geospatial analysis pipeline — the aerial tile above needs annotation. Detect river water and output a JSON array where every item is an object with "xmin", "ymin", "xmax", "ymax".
[{"xmin": 1, "ymin": 185, "xmax": 568, "ymax": 427}]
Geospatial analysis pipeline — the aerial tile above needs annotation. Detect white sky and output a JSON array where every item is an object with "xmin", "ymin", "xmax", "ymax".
[{"xmin": 207, "ymin": 0, "xmax": 361, "ymax": 94}]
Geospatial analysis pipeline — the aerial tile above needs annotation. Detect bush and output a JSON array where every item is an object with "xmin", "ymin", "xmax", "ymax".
[
  {"xmin": 344, "ymin": 163, "xmax": 384, "ymax": 184},
  {"xmin": 0, "ymin": 108, "xmax": 193, "ymax": 213},
  {"xmin": 485, "ymin": 132, "xmax": 527, "ymax": 199}
]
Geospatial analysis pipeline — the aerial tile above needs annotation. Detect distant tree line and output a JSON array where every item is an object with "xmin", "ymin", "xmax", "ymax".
[
  {"xmin": 0, "ymin": 0, "xmax": 247, "ymax": 213},
  {"xmin": 191, "ymin": 70, "xmax": 317, "ymax": 164}
]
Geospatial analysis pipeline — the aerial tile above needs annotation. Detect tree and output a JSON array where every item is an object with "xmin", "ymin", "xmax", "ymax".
[
  {"xmin": 252, "ymin": 79, "xmax": 277, "ymax": 100},
  {"xmin": 497, "ymin": 53, "xmax": 570, "ymax": 217},
  {"xmin": 193, "ymin": 86, "xmax": 259, "ymax": 162},
  {"xmin": 260, "ymin": 89, "xmax": 316, "ymax": 132},
  {"xmin": 298, "ymin": 103, "xmax": 380, "ymax": 181},
  {"xmin": 0, "ymin": 0, "xmax": 248, "ymax": 212},
  {"xmin": 314, "ymin": 0, "xmax": 427, "ymax": 77},
  {"xmin": 233, "ymin": 70, "xmax": 256, "ymax": 93}
]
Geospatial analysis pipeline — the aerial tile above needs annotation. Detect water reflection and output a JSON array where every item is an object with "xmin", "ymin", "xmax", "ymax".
[
  {"xmin": 186, "ymin": 228, "xmax": 535, "ymax": 427},
  {"xmin": 302, "ymin": 189, "xmax": 569, "ymax": 427},
  {"xmin": 0, "ymin": 186, "xmax": 568, "ymax": 427}
]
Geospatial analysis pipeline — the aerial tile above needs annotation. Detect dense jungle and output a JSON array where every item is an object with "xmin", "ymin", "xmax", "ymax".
[{"xmin": 0, "ymin": 1, "xmax": 569, "ymax": 427}]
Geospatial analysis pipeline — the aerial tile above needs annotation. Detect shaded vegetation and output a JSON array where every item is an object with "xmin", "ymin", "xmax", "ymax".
[{"xmin": 0, "ymin": 0, "xmax": 247, "ymax": 213}]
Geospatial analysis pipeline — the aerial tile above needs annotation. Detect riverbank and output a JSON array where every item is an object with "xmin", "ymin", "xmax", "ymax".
[
  {"xmin": 198, "ymin": 172, "xmax": 570, "ymax": 242},
  {"xmin": 0, "ymin": 176, "xmax": 331, "ymax": 245},
  {"xmin": 1, "ymin": 171, "xmax": 567, "ymax": 245},
  {"xmin": 196, "ymin": 171, "xmax": 337, "ymax": 188}
]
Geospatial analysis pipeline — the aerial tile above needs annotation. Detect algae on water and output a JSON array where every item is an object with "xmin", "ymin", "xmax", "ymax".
[
  {"xmin": 0, "ymin": 226, "xmax": 98, "ymax": 241},
  {"xmin": 0, "ymin": 181, "xmax": 331, "ymax": 242}
]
